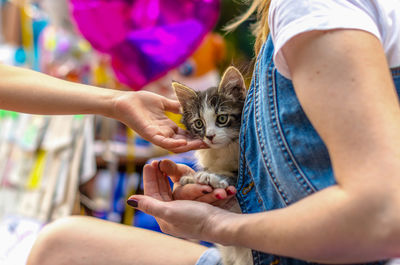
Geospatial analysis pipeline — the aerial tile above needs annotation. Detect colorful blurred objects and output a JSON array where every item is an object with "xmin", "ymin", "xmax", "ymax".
[
  {"xmin": 39, "ymin": 26, "xmax": 92, "ymax": 83},
  {"xmin": 172, "ymin": 32, "xmax": 226, "ymax": 91},
  {"xmin": 69, "ymin": 0, "xmax": 220, "ymax": 90},
  {"xmin": 143, "ymin": 32, "xmax": 226, "ymax": 99}
]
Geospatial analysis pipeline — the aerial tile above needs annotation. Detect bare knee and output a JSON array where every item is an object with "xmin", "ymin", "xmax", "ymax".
[{"xmin": 27, "ymin": 216, "xmax": 93, "ymax": 265}]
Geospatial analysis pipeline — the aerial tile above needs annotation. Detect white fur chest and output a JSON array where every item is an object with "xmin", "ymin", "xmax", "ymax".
[{"xmin": 195, "ymin": 141, "xmax": 239, "ymax": 175}]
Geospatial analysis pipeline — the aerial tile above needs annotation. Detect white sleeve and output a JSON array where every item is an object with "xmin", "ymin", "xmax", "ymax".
[{"xmin": 269, "ymin": 0, "xmax": 381, "ymax": 79}]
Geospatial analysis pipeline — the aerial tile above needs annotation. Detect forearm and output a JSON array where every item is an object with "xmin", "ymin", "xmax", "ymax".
[
  {"xmin": 210, "ymin": 185, "xmax": 399, "ymax": 263},
  {"xmin": 0, "ymin": 64, "xmax": 118, "ymax": 117}
]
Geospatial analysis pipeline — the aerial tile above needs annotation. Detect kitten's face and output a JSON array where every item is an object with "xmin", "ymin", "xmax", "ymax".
[{"xmin": 173, "ymin": 66, "xmax": 246, "ymax": 149}]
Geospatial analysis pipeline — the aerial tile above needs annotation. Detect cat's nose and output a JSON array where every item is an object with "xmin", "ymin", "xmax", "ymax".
[{"xmin": 206, "ymin": 134, "xmax": 215, "ymax": 141}]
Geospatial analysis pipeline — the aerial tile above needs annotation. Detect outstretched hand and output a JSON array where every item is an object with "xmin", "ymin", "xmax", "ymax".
[
  {"xmin": 127, "ymin": 160, "xmax": 236, "ymax": 240},
  {"xmin": 113, "ymin": 90, "xmax": 207, "ymax": 153}
]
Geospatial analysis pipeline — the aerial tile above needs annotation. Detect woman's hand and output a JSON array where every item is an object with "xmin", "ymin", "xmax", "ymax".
[
  {"xmin": 127, "ymin": 160, "xmax": 236, "ymax": 240},
  {"xmin": 158, "ymin": 159, "xmax": 236, "ymax": 206},
  {"xmin": 112, "ymin": 91, "xmax": 206, "ymax": 153}
]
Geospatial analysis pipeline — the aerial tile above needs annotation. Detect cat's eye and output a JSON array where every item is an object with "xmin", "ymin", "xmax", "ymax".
[
  {"xmin": 194, "ymin": 119, "xmax": 204, "ymax": 129},
  {"xmin": 216, "ymin": 114, "xmax": 229, "ymax": 125}
]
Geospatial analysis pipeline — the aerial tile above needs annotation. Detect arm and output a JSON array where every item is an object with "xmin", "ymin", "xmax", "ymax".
[
  {"xmin": 0, "ymin": 64, "xmax": 115, "ymax": 115},
  {"xmin": 227, "ymin": 29, "xmax": 400, "ymax": 262},
  {"xmin": 0, "ymin": 64, "xmax": 204, "ymax": 152},
  {"xmin": 130, "ymin": 29, "xmax": 400, "ymax": 263}
]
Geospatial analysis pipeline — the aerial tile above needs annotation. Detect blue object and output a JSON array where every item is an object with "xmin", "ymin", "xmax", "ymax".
[
  {"xmin": 108, "ymin": 172, "xmax": 128, "ymax": 223},
  {"xmin": 134, "ymin": 211, "xmax": 161, "ymax": 233},
  {"xmin": 178, "ymin": 60, "xmax": 195, "ymax": 77},
  {"xmin": 14, "ymin": 47, "xmax": 26, "ymax": 66}
]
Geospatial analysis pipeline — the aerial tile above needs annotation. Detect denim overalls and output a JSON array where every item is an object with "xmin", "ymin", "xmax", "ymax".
[{"xmin": 237, "ymin": 36, "xmax": 400, "ymax": 265}]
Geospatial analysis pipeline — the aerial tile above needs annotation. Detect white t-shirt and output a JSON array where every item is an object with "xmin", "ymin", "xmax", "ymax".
[{"xmin": 269, "ymin": 0, "xmax": 400, "ymax": 79}]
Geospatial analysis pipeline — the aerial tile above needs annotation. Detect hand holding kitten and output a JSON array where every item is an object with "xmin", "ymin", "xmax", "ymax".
[
  {"xmin": 158, "ymin": 160, "xmax": 236, "ymax": 205},
  {"xmin": 127, "ymin": 160, "xmax": 237, "ymax": 241},
  {"xmin": 111, "ymin": 90, "xmax": 207, "ymax": 153}
]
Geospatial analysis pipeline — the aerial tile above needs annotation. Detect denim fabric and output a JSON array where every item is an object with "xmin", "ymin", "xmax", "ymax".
[{"xmin": 237, "ymin": 36, "xmax": 400, "ymax": 265}]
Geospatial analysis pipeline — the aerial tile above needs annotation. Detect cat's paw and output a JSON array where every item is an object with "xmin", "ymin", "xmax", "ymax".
[
  {"xmin": 179, "ymin": 175, "xmax": 196, "ymax": 186},
  {"xmin": 194, "ymin": 171, "xmax": 211, "ymax": 185},
  {"xmin": 210, "ymin": 177, "xmax": 230, "ymax": 189},
  {"xmin": 194, "ymin": 172, "xmax": 229, "ymax": 189}
]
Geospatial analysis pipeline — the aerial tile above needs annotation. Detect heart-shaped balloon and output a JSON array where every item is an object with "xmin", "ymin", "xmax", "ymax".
[{"xmin": 69, "ymin": 0, "xmax": 220, "ymax": 90}]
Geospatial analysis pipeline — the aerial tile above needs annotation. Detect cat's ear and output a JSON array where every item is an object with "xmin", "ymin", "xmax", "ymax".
[
  {"xmin": 172, "ymin": 81, "xmax": 197, "ymax": 108},
  {"xmin": 218, "ymin": 66, "xmax": 246, "ymax": 100}
]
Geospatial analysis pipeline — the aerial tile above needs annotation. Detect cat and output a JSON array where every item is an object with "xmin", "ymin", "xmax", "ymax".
[{"xmin": 172, "ymin": 66, "xmax": 253, "ymax": 265}]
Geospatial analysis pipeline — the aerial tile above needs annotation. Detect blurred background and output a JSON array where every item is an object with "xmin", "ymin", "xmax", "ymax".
[{"xmin": 0, "ymin": 0, "xmax": 255, "ymax": 263}]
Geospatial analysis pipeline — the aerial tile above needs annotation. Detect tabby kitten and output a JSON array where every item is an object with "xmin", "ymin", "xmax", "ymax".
[{"xmin": 172, "ymin": 66, "xmax": 253, "ymax": 265}]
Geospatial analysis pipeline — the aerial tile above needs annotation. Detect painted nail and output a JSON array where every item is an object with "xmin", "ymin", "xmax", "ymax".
[
  {"xmin": 216, "ymin": 194, "xmax": 223, "ymax": 200},
  {"xmin": 127, "ymin": 199, "xmax": 138, "ymax": 208},
  {"xmin": 227, "ymin": 189, "xmax": 235, "ymax": 196},
  {"xmin": 202, "ymin": 190, "xmax": 210, "ymax": 194}
]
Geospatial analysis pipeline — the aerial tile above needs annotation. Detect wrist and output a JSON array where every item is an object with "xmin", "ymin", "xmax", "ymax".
[
  {"xmin": 103, "ymin": 89, "xmax": 128, "ymax": 119},
  {"xmin": 66, "ymin": 82, "xmax": 121, "ymax": 118},
  {"xmin": 206, "ymin": 211, "xmax": 244, "ymax": 246}
]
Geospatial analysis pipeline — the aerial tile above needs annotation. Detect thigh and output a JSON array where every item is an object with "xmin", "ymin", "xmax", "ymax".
[{"xmin": 27, "ymin": 216, "xmax": 207, "ymax": 265}]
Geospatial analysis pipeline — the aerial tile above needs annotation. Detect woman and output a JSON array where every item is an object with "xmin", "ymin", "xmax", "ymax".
[
  {"xmin": 28, "ymin": 0, "xmax": 400, "ymax": 264},
  {"xmin": 129, "ymin": 0, "xmax": 400, "ymax": 264}
]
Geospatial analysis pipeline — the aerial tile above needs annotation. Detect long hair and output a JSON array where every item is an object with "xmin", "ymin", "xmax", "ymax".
[{"xmin": 224, "ymin": 0, "xmax": 271, "ymax": 56}]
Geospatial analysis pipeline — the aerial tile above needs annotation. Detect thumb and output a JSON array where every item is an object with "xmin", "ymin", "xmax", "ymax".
[
  {"xmin": 159, "ymin": 159, "xmax": 195, "ymax": 182},
  {"xmin": 163, "ymin": 98, "xmax": 181, "ymax": 114},
  {"xmin": 127, "ymin": 195, "xmax": 167, "ymax": 218}
]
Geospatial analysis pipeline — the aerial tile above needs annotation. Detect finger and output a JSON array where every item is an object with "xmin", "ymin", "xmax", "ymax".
[
  {"xmin": 173, "ymin": 184, "xmax": 213, "ymax": 200},
  {"xmin": 211, "ymin": 187, "xmax": 237, "ymax": 207},
  {"xmin": 196, "ymin": 189, "xmax": 228, "ymax": 203},
  {"xmin": 158, "ymin": 122, "xmax": 180, "ymax": 135},
  {"xmin": 145, "ymin": 124, "xmax": 207, "ymax": 152},
  {"xmin": 153, "ymin": 134, "xmax": 187, "ymax": 145},
  {"xmin": 193, "ymin": 188, "xmax": 238, "ymax": 208},
  {"xmin": 163, "ymin": 99, "xmax": 181, "ymax": 113},
  {"xmin": 127, "ymin": 195, "xmax": 168, "ymax": 219},
  {"xmin": 151, "ymin": 135, "xmax": 188, "ymax": 150},
  {"xmin": 150, "ymin": 160, "xmax": 172, "ymax": 201},
  {"xmin": 169, "ymin": 139, "xmax": 207, "ymax": 153},
  {"xmin": 174, "ymin": 129, "xmax": 208, "ymax": 148},
  {"xmin": 159, "ymin": 160, "xmax": 195, "ymax": 182},
  {"xmin": 226, "ymin": 186, "xmax": 237, "ymax": 197},
  {"xmin": 142, "ymin": 164, "xmax": 163, "ymax": 200}
]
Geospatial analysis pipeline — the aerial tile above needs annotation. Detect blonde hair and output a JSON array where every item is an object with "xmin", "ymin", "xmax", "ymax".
[{"xmin": 224, "ymin": 0, "xmax": 271, "ymax": 56}]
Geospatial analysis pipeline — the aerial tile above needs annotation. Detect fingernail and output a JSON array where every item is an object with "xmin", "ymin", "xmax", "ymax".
[
  {"xmin": 127, "ymin": 199, "xmax": 138, "ymax": 208},
  {"xmin": 216, "ymin": 194, "xmax": 223, "ymax": 200},
  {"xmin": 202, "ymin": 190, "xmax": 210, "ymax": 194},
  {"xmin": 227, "ymin": 190, "xmax": 235, "ymax": 196}
]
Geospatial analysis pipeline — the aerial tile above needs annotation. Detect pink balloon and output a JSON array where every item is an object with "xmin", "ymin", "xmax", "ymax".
[{"xmin": 69, "ymin": 0, "xmax": 220, "ymax": 90}]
